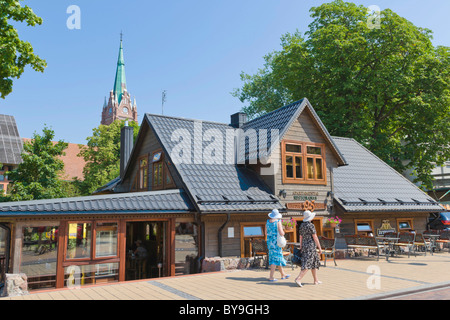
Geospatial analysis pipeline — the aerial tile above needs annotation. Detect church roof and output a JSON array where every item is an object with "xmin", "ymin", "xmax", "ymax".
[{"xmin": 113, "ymin": 39, "xmax": 127, "ymax": 103}]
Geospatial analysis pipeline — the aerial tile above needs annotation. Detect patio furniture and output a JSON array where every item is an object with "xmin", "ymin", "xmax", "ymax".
[
  {"xmin": 413, "ymin": 233, "xmax": 433, "ymax": 256},
  {"xmin": 436, "ymin": 230, "xmax": 450, "ymax": 252},
  {"xmin": 318, "ymin": 236, "xmax": 337, "ymax": 267},
  {"xmin": 250, "ymin": 239, "xmax": 269, "ymax": 269},
  {"xmin": 344, "ymin": 235, "xmax": 380, "ymax": 260},
  {"xmin": 393, "ymin": 232, "xmax": 416, "ymax": 257},
  {"xmin": 375, "ymin": 235, "xmax": 399, "ymax": 261}
]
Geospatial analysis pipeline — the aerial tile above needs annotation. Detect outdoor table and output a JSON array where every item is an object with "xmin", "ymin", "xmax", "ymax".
[
  {"xmin": 423, "ymin": 234, "xmax": 440, "ymax": 252},
  {"xmin": 376, "ymin": 237, "xmax": 399, "ymax": 261}
]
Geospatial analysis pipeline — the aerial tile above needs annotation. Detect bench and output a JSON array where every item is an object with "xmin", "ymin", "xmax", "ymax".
[
  {"xmin": 344, "ymin": 235, "xmax": 380, "ymax": 260},
  {"xmin": 318, "ymin": 236, "xmax": 337, "ymax": 267}
]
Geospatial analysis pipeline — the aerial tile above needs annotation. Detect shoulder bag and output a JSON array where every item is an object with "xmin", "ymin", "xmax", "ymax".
[{"xmin": 277, "ymin": 227, "xmax": 287, "ymax": 248}]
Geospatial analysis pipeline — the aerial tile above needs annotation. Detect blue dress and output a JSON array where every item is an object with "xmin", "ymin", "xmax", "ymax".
[{"xmin": 266, "ymin": 219, "xmax": 286, "ymax": 266}]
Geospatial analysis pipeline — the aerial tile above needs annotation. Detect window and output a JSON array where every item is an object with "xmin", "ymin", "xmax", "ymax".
[
  {"xmin": 175, "ymin": 222, "xmax": 198, "ymax": 275},
  {"xmin": 282, "ymin": 140, "xmax": 326, "ymax": 184},
  {"xmin": 67, "ymin": 223, "xmax": 92, "ymax": 259},
  {"xmin": 138, "ymin": 156, "xmax": 148, "ymax": 191},
  {"xmin": 354, "ymin": 220, "xmax": 374, "ymax": 236},
  {"xmin": 397, "ymin": 219, "xmax": 414, "ymax": 232},
  {"xmin": 21, "ymin": 226, "xmax": 59, "ymax": 290},
  {"xmin": 151, "ymin": 150, "xmax": 175, "ymax": 190},
  {"xmin": 63, "ymin": 221, "xmax": 119, "ymax": 288},
  {"xmin": 240, "ymin": 223, "xmax": 266, "ymax": 258},
  {"xmin": 95, "ymin": 222, "xmax": 118, "ymax": 258}
]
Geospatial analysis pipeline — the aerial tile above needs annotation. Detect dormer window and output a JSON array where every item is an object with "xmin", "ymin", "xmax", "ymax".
[
  {"xmin": 282, "ymin": 140, "xmax": 326, "ymax": 185},
  {"xmin": 151, "ymin": 150, "xmax": 175, "ymax": 190}
]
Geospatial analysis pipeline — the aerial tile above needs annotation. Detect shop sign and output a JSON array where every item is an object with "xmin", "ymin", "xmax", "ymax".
[
  {"xmin": 286, "ymin": 200, "xmax": 326, "ymax": 211},
  {"xmin": 377, "ymin": 219, "xmax": 396, "ymax": 236},
  {"xmin": 293, "ymin": 191, "xmax": 318, "ymax": 201}
]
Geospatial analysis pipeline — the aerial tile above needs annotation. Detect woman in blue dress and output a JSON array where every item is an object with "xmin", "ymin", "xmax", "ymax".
[{"xmin": 265, "ymin": 209, "xmax": 289, "ymax": 282}]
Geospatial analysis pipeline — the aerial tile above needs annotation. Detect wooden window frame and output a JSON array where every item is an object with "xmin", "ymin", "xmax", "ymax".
[
  {"xmin": 397, "ymin": 218, "xmax": 414, "ymax": 232},
  {"xmin": 354, "ymin": 219, "xmax": 375, "ymax": 236},
  {"xmin": 137, "ymin": 155, "xmax": 149, "ymax": 191},
  {"xmin": 63, "ymin": 220, "xmax": 120, "ymax": 266},
  {"xmin": 151, "ymin": 149, "xmax": 175, "ymax": 190},
  {"xmin": 240, "ymin": 222, "xmax": 266, "ymax": 258},
  {"xmin": 281, "ymin": 140, "xmax": 327, "ymax": 185}
]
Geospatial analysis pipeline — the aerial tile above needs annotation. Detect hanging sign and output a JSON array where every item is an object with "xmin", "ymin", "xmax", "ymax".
[{"xmin": 377, "ymin": 219, "xmax": 396, "ymax": 236}]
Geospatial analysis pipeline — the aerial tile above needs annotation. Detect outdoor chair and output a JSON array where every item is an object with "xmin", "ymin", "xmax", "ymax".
[
  {"xmin": 413, "ymin": 233, "xmax": 433, "ymax": 256},
  {"xmin": 437, "ymin": 230, "xmax": 450, "ymax": 252},
  {"xmin": 250, "ymin": 239, "xmax": 269, "ymax": 269},
  {"xmin": 393, "ymin": 232, "xmax": 416, "ymax": 257},
  {"xmin": 318, "ymin": 236, "xmax": 337, "ymax": 267}
]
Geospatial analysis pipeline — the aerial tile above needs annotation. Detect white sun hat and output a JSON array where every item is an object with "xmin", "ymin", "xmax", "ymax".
[
  {"xmin": 268, "ymin": 209, "xmax": 282, "ymax": 219},
  {"xmin": 303, "ymin": 210, "xmax": 316, "ymax": 222}
]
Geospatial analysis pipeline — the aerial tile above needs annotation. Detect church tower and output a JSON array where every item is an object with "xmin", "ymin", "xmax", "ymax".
[{"xmin": 101, "ymin": 36, "xmax": 138, "ymax": 125}]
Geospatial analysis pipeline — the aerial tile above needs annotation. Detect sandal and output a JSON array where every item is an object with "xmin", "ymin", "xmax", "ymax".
[
  {"xmin": 268, "ymin": 279, "xmax": 277, "ymax": 282},
  {"xmin": 295, "ymin": 280, "xmax": 303, "ymax": 287},
  {"xmin": 281, "ymin": 275, "xmax": 291, "ymax": 280}
]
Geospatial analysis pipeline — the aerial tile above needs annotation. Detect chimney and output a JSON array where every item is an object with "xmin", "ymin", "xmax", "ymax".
[
  {"xmin": 230, "ymin": 112, "xmax": 247, "ymax": 128},
  {"xmin": 120, "ymin": 122, "xmax": 133, "ymax": 179}
]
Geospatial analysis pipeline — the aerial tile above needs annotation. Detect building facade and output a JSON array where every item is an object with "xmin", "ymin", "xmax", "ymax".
[{"xmin": 0, "ymin": 98, "xmax": 444, "ymax": 291}]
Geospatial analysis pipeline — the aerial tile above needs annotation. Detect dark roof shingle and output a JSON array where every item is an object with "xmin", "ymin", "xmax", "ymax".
[{"xmin": 332, "ymin": 137, "xmax": 444, "ymax": 212}]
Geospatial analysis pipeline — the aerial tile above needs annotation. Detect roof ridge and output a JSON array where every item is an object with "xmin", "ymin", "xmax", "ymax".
[
  {"xmin": 145, "ymin": 113, "xmax": 231, "ymax": 127},
  {"xmin": 243, "ymin": 98, "xmax": 304, "ymax": 125}
]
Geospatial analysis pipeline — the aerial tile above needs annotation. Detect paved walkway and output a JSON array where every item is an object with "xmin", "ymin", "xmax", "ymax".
[{"xmin": 2, "ymin": 252, "xmax": 450, "ymax": 301}]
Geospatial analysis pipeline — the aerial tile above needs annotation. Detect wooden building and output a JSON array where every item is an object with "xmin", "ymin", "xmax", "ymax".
[{"xmin": 0, "ymin": 98, "xmax": 444, "ymax": 291}]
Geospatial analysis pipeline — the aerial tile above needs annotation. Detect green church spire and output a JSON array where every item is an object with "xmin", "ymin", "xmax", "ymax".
[{"xmin": 113, "ymin": 33, "xmax": 126, "ymax": 103}]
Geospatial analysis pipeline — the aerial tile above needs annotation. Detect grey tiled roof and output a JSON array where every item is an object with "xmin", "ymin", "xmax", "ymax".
[
  {"xmin": 241, "ymin": 99, "xmax": 347, "ymax": 165},
  {"xmin": 0, "ymin": 189, "xmax": 194, "ymax": 216},
  {"xmin": 145, "ymin": 114, "xmax": 284, "ymax": 213},
  {"xmin": 332, "ymin": 137, "xmax": 444, "ymax": 212},
  {"xmin": 0, "ymin": 114, "xmax": 23, "ymax": 165}
]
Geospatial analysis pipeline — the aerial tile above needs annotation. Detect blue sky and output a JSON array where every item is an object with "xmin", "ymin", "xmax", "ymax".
[{"xmin": 2, "ymin": 0, "xmax": 450, "ymax": 144}]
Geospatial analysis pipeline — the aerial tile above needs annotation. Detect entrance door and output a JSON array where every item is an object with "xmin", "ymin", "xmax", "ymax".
[{"xmin": 125, "ymin": 221, "xmax": 166, "ymax": 281}]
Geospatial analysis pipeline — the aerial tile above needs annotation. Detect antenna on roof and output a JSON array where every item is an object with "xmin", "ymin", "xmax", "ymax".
[{"xmin": 162, "ymin": 90, "xmax": 167, "ymax": 115}]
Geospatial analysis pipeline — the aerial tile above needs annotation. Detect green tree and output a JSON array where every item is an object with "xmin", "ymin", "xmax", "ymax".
[
  {"xmin": 233, "ymin": 0, "xmax": 450, "ymax": 190},
  {"xmin": 5, "ymin": 126, "xmax": 68, "ymax": 201},
  {"xmin": 0, "ymin": 0, "xmax": 47, "ymax": 98},
  {"xmin": 77, "ymin": 120, "xmax": 140, "ymax": 195}
]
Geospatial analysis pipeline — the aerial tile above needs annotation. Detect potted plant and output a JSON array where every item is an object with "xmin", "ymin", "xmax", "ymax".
[
  {"xmin": 282, "ymin": 218, "xmax": 297, "ymax": 231},
  {"xmin": 326, "ymin": 216, "xmax": 342, "ymax": 228}
]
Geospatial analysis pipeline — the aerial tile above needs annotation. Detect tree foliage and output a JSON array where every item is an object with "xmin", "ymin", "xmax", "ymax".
[
  {"xmin": 77, "ymin": 120, "xmax": 140, "ymax": 195},
  {"xmin": 5, "ymin": 126, "xmax": 68, "ymax": 201},
  {"xmin": 233, "ymin": 0, "xmax": 450, "ymax": 190},
  {"xmin": 0, "ymin": 0, "xmax": 47, "ymax": 98}
]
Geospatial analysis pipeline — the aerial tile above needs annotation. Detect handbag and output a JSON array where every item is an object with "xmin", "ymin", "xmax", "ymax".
[
  {"xmin": 277, "ymin": 231, "xmax": 287, "ymax": 248},
  {"xmin": 292, "ymin": 247, "xmax": 302, "ymax": 266}
]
